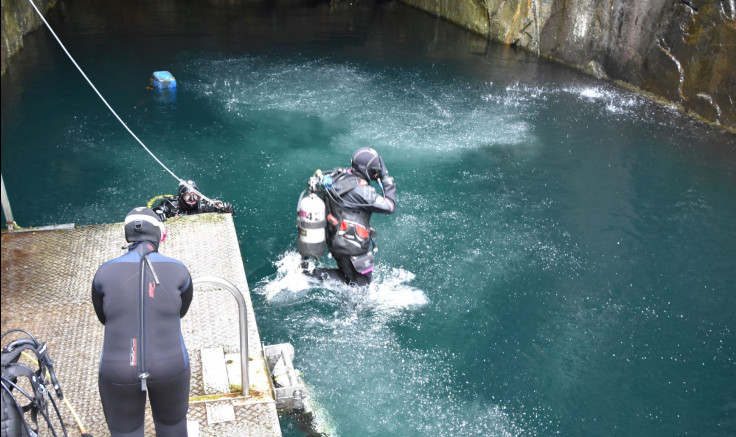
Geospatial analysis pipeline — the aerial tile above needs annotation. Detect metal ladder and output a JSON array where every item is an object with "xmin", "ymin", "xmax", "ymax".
[{"xmin": 193, "ymin": 276, "xmax": 250, "ymax": 397}]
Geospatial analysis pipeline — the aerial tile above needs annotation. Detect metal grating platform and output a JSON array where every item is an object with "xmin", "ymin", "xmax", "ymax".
[{"xmin": 1, "ymin": 213, "xmax": 281, "ymax": 436}]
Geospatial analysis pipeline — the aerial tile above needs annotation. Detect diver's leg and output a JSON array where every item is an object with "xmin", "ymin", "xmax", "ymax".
[
  {"xmin": 353, "ymin": 271, "xmax": 372, "ymax": 286},
  {"xmin": 303, "ymin": 256, "xmax": 346, "ymax": 282},
  {"xmin": 148, "ymin": 366, "xmax": 191, "ymax": 437},
  {"xmin": 98, "ymin": 377, "xmax": 146, "ymax": 437},
  {"xmin": 336, "ymin": 256, "xmax": 371, "ymax": 285},
  {"xmin": 309, "ymin": 267, "xmax": 346, "ymax": 282}
]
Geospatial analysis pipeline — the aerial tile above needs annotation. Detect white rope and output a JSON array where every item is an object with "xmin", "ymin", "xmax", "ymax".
[{"xmin": 25, "ymin": 0, "xmax": 213, "ymax": 203}]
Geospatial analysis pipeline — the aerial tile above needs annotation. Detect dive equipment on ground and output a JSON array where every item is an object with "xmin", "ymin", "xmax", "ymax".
[{"xmin": 1, "ymin": 329, "xmax": 92, "ymax": 437}]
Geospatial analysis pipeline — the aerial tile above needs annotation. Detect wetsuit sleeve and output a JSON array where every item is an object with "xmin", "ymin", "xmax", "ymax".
[
  {"xmin": 180, "ymin": 274, "xmax": 194, "ymax": 318},
  {"xmin": 380, "ymin": 178, "xmax": 396, "ymax": 213},
  {"xmin": 155, "ymin": 197, "xmax": 177, "ymax": 220},
  {"xmin": 359, "ymin": 182, "xmax": 395, "ymax": 214},
  {"xmin": 199, "ymin": 199, "xmax": 234, "ymax": 214},
  {"xmin": 91, "ymin": 275, "xmax": 105, "ymax": 325},
  {"xmin": 198, "ymin": 200, "xmax": 218, "ymax": 213}
]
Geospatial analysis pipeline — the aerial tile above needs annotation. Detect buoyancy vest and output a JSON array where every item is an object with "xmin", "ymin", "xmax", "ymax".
[
  {"xmin": 1, "ymin": 333, "xmax": 65, "ymax": 437},
  {"xmin": 323, "ymin": 170, "xmax": 374, "ymax": 257}
]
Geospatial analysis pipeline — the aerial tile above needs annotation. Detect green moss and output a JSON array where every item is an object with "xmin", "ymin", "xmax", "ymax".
[{"xmin": 188, "ymin": 392, "xmax": 243, "ymax": 403}]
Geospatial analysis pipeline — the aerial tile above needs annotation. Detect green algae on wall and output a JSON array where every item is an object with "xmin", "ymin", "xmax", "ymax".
[
  {"xmin": 401, "ymin": 0, "xmax": 490, "ymax": 36},
  {"xmin": 1, "ymin": 0, "xmax": 56, "ymax": 75}
]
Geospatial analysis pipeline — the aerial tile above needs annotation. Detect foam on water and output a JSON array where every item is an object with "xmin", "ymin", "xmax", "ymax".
[
  {"xmin": 482, "ymin": 82, "xmax": 654, "ymax": 121},
  {"xmin": 568, "ymin": 85, "xmax": 643, "ymax": 114},
  {"xmin": 185, "ymin": 56, "xmax": 534, "ymax": 155},
  {"xmin": 250, "ymin": 249, "xmax": 541, "ymax": 436},
  {"xmin": 253, "ymin": 251, "xmax": 533, "ymax": 436},
  {"xmin": 291, "ymin": 308, "xmax": 534, "ymax": 437},
  {"xmin": 257, "ymin": 251, "xmax": 316, "ymax": 301},
  {"xmin": 255, "ymin": 250, "xmax": 428, "ymax": 313}
]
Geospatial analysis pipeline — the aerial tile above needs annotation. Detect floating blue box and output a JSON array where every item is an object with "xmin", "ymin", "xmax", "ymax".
[{"xmin": 151, "ymin": 71, "xmax": 176, "ymax": 89}]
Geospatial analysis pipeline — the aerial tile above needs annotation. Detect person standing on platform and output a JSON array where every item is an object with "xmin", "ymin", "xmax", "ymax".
[{"xmin": 91, "ymin": 207, "xmax": 193, "ymax": 437}]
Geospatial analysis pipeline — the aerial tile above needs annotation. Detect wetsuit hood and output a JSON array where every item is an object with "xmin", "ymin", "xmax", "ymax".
[
  {"xmin": 351, "ymin": 147, "xmax": 382, "ymax": 181},
  {"xmin": 178, "ymin": 180, "xmax": 200, "ymax": 211},
  {"xmin": 124, "ymin": 207, "xmax": 165, "ymax": 248}
]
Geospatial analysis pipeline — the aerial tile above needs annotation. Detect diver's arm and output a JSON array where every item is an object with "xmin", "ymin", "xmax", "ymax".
[
  {"xmin": 378, "ymin": 177, "xmax": 396, "ymax": 213},
  {"xmin": 179, "ymin": 274, "xmax": 194, "ymax": 318},
  {"xmin": 356, "ymin": 182, "xmax": 395, "ymax": 214},
  {"xmin": 199, "ymin": 199, "xmax": 234, "ymax": 214},
  {"xmin": 375, "ymin": 159, "xmax": 395, "ymax": 213},
  {"xmin": 154, "ymin": 197, "xmax": 177, "ymax": 220},
  {"xmin": 91, "ymin": 278, "xmax": 106, "ymax": 325}
]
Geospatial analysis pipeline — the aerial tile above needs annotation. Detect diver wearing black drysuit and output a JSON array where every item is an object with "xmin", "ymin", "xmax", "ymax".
[
  {"xmin": 154, "ymin": 179, "xmax": 234, "ymax": 220},
  {"xmin": 313, "ymin": 147, "xmax": 396, "ymax": 286},
  {"xmin": 92, "ymin": 207, "xmax": 193, "ymax": 437}
]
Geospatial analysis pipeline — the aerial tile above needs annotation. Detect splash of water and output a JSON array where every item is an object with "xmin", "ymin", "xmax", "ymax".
[
  {"xmin": 255, "ymin": 251, "xmax": 428, "ymax": 311},
  {"xmin": 257, "ymin": 251, "xmax": 317, "ymax": 301}
]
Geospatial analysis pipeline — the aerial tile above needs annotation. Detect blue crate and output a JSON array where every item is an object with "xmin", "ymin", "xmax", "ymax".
[{"xmin": 151, "ymin": 71, "xmax": 176, "ymax": 89}]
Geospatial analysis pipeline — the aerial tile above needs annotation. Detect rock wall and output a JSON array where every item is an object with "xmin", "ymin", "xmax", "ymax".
[
  {"xmin": 1, "ymin": 0, "xmax": 56, "ymax": 75},
  {"xmin": 402, "ymin": 0, "xmax": 736, "ymax": 132},
  {"xmin": 2, "ymin": 0, "xmax": 734, "ymax": 131}
]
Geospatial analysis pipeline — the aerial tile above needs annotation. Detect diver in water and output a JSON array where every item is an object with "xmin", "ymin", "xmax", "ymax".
[
  {"xmin": 306, "ymin": 147, "xmax": 396, "ymax": 286},
  {"xmin": 153, "ymin": 179, "xmax": 234, "ymax": 220},
  {"xmin": 91, "ymin": 207, "xmax": 193, "ymax": 437}
]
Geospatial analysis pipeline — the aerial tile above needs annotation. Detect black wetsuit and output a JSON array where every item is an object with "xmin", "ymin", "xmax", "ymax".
[
  {"xmin": 319, "ymin": 168, "xmax": 396, "ymax": 285},
  {"xmin": 154, "ymin": 196, "xmax": 233, "ymax": 220},
  {"xmin": 92, "ymin": 241, "xmax": 193, "ymax": 437}
]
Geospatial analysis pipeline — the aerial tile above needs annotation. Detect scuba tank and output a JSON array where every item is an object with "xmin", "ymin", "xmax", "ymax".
[{"xmin": 297, "ymin": 191, "xmax": 326, "ymax": 260}]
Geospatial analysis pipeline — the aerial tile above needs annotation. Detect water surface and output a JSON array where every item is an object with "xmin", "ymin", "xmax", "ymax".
[{"xmin": 2, "ymin": 1, "xmax": 735, "ymax": 436}]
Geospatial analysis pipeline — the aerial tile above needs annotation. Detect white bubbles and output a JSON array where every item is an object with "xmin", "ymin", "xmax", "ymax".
[
  {"xmin": 255, "ymin": 250, "xmax": 318, "ymax": 302},
  {"xmin": 486, "ymin": 82, "xmax": 550, "ymax": 107},
  {"xmin": 364, "ymin": 266, "xmax": 428, "ymax": 311},
  {"xmin": 254, "ymin": 250, "xmax": 428, "ymax": 313},
  {"xmin": 185, "ymin": 56, "xmax": 535, "ymax": 156},
  {"xmin": 567, "ymin": 85, "xmax": 644, "ymax": 115},
  {"xmin": 577, "ymin": 86, "xmax": 606, "ymax": 100},
  {"xmin": 483, "ymin": 81, "xmax": 650, "ymax": 122}
]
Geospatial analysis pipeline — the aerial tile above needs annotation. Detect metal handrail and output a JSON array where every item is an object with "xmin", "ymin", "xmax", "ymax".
[
  {"xmin": 193, "ymin": 276, "xmax": 249, "ymax": 397},
  {"xmin": 1, "ymin": 174, "xmax": 16, "ymax": 230}
]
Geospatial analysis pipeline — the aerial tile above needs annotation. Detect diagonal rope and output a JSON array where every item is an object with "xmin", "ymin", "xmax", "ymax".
[{"xmin": 25, "ymin": 0, "xmax": 213, "ymax": 202}]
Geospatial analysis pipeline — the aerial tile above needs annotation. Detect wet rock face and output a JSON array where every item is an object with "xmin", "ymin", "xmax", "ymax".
[
  {"xmin": 2, "ymin": 0, "xmax": 733, "ymax": 130},
  {"xmin": 1, "ymin": 0, "xmax": 56, "ymax": 75},
  {"xmin": 540, "ymin": 0, "xmax": 672, "ymax": 80},
  {"xmin": 641, "ymin": 1, "xmax": 735, "ymax": 129},
  {"xmin": 403, "ymin": 0, "xmax": 736, "ymax": 132}
]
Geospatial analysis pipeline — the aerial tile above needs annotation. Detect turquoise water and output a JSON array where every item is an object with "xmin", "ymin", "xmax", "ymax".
[{"xmin": 2, "ymin": 1, "xmax": 735, "ymax": 436}]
